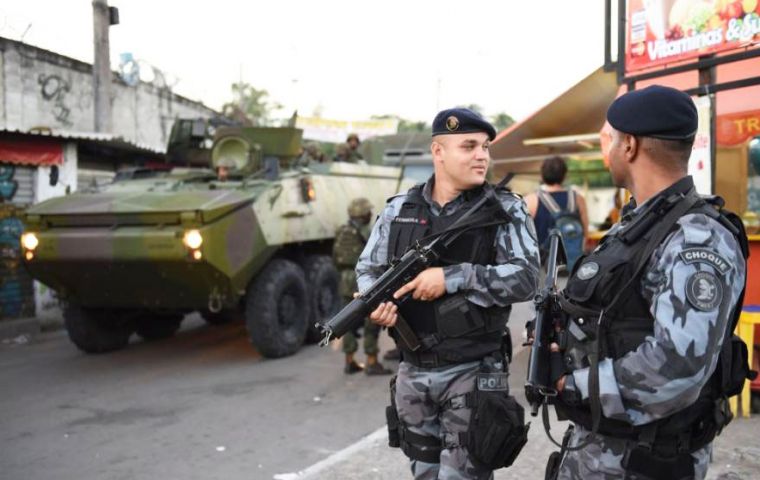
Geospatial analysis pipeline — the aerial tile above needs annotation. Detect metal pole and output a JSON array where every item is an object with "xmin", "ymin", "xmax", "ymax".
[
  {"xmin": 92, "ymin": 0, "xmax": 112, "ymax": 133},
  {"xmin": 698, "ymin": 60, "xmax": 717, "ymax": 194},
  {"xmin": 604, "ymin": 0, "xmax": 612, "ymax": 71},
  {"xmin": 616, "ymin": 0, "xmax": 626, "ymax": 85}
]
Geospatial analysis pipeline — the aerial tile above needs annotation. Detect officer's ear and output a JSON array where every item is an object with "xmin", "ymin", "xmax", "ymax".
[
  {"xmin": 624, "ymin": 134, "xmax": 639, "ymax": 162},
  {"xmin": 431, "ymin": 139, "xmax": 445, "ymax": 164}
]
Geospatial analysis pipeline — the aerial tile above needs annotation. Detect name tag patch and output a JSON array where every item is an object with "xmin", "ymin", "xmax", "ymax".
[
  {"xmin": 679, "ymin": 248, "xmax": 731, "ymax": 276},
  {"xmin": 686, "ymin": 271, "xmax": 723, "ymax": 311},
  {"xmin": 393, "ymin": 217, "xmax": 427, "ymax": 225}
]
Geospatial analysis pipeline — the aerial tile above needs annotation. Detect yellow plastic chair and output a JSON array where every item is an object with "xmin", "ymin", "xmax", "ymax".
[{"xmin": 729, "ymin": 307, "xmax": 760, "ymax": 418}]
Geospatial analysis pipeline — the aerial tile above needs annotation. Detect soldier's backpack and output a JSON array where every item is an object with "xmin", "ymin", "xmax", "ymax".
[
  {"xmin": 332, "ymin": 222, "xmax": 366, "ymax": 268},
  {"xmin": 332, "ymin": 222, "xmax": 368, "ymax": 299},
  {"xmin": 537, "ymin": 189, "xmax": 583, "ymax": 271}
]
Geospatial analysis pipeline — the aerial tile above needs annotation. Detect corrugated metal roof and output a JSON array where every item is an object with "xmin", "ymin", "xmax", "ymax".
[{"xmin": 0, "ymin": 127, "xmax": 165, "ymax": 155}]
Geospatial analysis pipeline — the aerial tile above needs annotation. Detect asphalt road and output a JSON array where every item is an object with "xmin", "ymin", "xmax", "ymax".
[
  {"xmin": 0, "ymin": 303, "xmax": 531, "ymax": 480},
  {"xmin": 2, "ymin": 301, "xmax": 760, "ymax": 480}
]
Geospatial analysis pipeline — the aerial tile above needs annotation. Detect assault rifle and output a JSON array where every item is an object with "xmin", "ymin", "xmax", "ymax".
[
  {"xmin": 525, "ymin": 229, "xmax": 566, "ymax": 416},
  {"xmin": 317, "ymin": 174, "xmax": 514, "ymax": 349}
]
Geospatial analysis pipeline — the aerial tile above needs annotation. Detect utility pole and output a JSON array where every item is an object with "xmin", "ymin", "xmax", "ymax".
[{"xmin": 92, "ymin": 0, "xmax": 118, "ymax": 133}]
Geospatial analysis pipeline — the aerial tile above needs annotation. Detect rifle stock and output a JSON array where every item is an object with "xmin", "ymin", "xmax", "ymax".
[{"xmin": 525, "ymin": 229, "xmax": 567, "ymax": 416}]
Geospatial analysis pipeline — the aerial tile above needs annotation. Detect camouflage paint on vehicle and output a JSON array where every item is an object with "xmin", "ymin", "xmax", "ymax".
[{"xmin": 21, "ymin": 125, "xmax": 416, "ymax": 356}]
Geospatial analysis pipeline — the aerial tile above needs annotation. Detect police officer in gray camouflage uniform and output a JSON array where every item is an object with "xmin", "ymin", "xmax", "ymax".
[
  {"xmin": 356, "ymin": 107, "xmax": 540, "ymax": 479},
  {"xmin": 548, "ymin": 85, "xmax": 748, "ymax": 480}
]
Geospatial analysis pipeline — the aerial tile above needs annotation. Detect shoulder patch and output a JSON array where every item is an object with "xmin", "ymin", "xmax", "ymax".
[
  {"xmin": 685, "ymin": 271, "xmax": 723, "ymax": 311},
  {"xmin": 576, "ymin": 261, "xmax": 600, "ymax": 280},
  {"xmin": 679, "ymin": 248, "xmax": 732, "ymax": 276}
]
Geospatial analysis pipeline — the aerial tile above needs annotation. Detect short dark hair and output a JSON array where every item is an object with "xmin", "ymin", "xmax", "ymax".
[
  {"xmin": 640, "ymin": 136, "xmax": 694, "ymax": 170},
  {"xmin": 541, "ymin": 156, "xmax": 567, "ymax": 185}
]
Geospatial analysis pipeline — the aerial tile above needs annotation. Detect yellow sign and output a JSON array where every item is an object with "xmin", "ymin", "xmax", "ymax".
[{"xmin": 295, "ymin": 116, "xmax": 398, "ymax": 143}]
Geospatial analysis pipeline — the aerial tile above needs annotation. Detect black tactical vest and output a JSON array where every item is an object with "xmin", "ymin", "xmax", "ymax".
[
  {"xmin": 554, "ymin": 178, "xmax": 749, "ymax": 453},
  {"xmin": 387, "ymin": 183, "xmax": 512, "ymax": 364}
]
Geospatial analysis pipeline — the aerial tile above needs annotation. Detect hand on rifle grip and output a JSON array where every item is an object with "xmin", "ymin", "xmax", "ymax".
[{"xmin": 369, "ymin": 301, "xmax": 398, "ymax": 327}]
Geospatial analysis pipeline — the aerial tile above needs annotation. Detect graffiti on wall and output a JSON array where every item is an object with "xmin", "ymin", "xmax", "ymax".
[
  {"xmin": 38, "ymin": 73, "xmax": 73, "ymax": 126},
  {"xmin": 0, "ymin": 165, "xmax": 18, "ymax": 200},
  {"xmin": 0, "ymin": 165, "xmax": 34, "ymax": 319}
]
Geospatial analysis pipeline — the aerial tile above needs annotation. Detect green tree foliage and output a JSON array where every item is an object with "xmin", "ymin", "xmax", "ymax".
[
  {"xmin": 491, "ymin": 112, "xmax": 515, "ymax": 131},
  {"xmin": 566, "ymin": 159, "xmax": 613, "ymax": 188},
  {"xmin": 222, "ymin": 82, "xmax": 282, "ymax": 126}
]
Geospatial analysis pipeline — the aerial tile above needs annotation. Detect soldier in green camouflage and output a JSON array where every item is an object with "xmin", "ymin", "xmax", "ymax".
[
  {"xmin": 345, "ymin": 133, "xmax": 364, "ymax": 163},
  {"xmin": 334, "ymin": 197, "xmax": 393, "ymax": 375}
]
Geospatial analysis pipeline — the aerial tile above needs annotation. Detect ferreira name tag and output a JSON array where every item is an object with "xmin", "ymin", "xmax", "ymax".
[{"xmin": 477, "ymin": 373, "xmax": 509, "ymax": 392}]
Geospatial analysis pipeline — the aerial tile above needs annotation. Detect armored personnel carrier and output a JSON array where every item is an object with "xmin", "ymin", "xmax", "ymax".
[{"xmin": 21, "ymin": 122, "xmax": 408, "ymax": 358}]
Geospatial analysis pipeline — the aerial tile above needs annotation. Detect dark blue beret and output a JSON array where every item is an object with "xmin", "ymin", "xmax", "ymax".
[
  {"xmin": 432, "ymin": 107, "xmax": 496, "ymax": 141},
  {"xmin": 606, "ymin": 85, "xmax": 697, "ymax": 140}
]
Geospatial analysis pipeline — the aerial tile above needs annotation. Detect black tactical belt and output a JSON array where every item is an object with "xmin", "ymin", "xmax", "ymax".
[
  {"xmin": 401, "ymin": 349, "xmax": 495, "ymax": 369},
  {"xmin": 401, "ymin": 350, "xmax": 460, "ymax": 369}
]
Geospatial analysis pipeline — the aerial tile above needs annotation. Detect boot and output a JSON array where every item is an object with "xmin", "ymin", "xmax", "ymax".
[
  {"xmin": 365, "ymin": 354, "xmax": 392, "ymax": 375},
  {"xmin": 383, "ymin": 348, "xmax": 400, "ymax": 361},
  {"xmin": 344, "ymin": 353, "xmax": 363, "ymax": 374}
]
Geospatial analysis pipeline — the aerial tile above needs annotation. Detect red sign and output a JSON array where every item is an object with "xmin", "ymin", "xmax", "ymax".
[
  {"xmin": 0, "ymin": 138, "xmax": 63, "ymax": 166},
  {"xmin": 626, "ymin": 0, "xmax": 760, "ymax": 73},
  {"xmin": 717, "ymin": 109, "xmax": 760, "ymax": 145}
]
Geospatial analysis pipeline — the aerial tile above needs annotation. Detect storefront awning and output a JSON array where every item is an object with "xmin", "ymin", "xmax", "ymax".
[
  {"xmin": 0, "ymin": 137, "xmax": 63, "ymax": 166},
  {"xmin": 490, "ymin": 67, "xmax": 621, "ymax": 173}
]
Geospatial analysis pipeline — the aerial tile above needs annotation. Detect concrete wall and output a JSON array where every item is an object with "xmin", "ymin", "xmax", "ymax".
[{"xmin": 0, "ymin": 37, "xmax": 217, "ymax": 152}]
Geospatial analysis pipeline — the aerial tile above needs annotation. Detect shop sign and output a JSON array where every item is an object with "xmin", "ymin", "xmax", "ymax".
[
  {"xmin": 717, "ymin": 109, "xmax": 760, "ymax": 145},
  {"xmin": 626, "ymin": 0, "xmax": 760, "ymax": 73}
]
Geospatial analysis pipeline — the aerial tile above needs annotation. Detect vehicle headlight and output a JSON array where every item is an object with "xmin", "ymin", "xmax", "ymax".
[
  {"xmin": 21, "ymin": 232, "xmax": 39, "ymax": 251},
  {"xmin": 183, "ymin": 229, "xmax": 203, "ymax": 250}
]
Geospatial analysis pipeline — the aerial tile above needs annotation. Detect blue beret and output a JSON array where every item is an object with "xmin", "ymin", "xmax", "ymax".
[
  {"xmin": 432, "ymin": 107, "xmax": 496, "ymax": 141},
  {"xmin": 606, "ymin": 85, "xmax": 697, "ymax": 140}
]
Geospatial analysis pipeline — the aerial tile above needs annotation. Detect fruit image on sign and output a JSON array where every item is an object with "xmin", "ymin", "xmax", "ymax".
[{"xmin": 626, "ymin": 0, "xmax": 760, "ymax": 72}]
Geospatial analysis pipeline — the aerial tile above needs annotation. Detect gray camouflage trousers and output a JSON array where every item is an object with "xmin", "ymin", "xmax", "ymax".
[
  {"xmin": 395, "ymin": 360, "xmax": 494, "ymax": 480},
  {"xmin": 557, "ymin": 424, "xmax": 711, "ymax": 479}
]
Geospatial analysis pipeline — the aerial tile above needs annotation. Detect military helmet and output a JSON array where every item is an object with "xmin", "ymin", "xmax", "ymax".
[{"xmin": 348, "ymin": 197, "xmax": 372, "ymax": 218}]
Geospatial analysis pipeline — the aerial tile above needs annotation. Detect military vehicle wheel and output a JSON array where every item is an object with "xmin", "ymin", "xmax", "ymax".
[
  {"xmin": 63, "ymin": 306, "xmax": 134, "ymax": 354},
  {"xmin": 201, "ymin": 308, "xmax": 242, "ymax": 325},
  {"xmin": 302, "ymin": 255, "xmax": 341, "ymax": 344},
  {"xmin": 135, "ymin": 314, "xmax": 183, "ymax": 340},
  {"xmin": 246, "ymin": 258, "xmax": 310, "ymax": 358}
]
